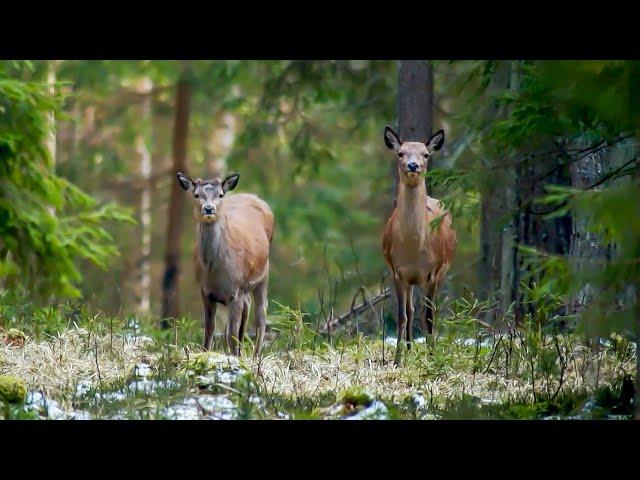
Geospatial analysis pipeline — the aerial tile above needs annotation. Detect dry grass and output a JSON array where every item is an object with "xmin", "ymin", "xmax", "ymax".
[
  {"xmin": 247, "ymin": 338, "xmax": 634, "ymax": 408},
  {"xmin": 0, "ymin": 326, "xmax": 155, "ymax": 410},
  {"xmin": 1, "ymin": 322, "xmax": 634, "ymax": 417}
]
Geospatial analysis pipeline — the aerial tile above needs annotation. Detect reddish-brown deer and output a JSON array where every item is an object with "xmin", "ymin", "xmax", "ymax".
[
  {"xmin": 177, "ymin": 171, "xmax": 274, "ymax": 356},
  {"xmin": 382, "ymin": 126, "xmax": 457, "ymax": 365}
]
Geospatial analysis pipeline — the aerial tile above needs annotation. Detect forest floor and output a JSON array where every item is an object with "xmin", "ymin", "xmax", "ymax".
[{"xmin": 0, "ymin": 305, "xmax": 636, "ymax": 420}]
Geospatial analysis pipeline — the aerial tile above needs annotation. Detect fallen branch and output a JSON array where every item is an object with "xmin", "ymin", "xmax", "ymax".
[{"xmin": 322, "ymin": 287, "xmax": 391, "ymax": 333}]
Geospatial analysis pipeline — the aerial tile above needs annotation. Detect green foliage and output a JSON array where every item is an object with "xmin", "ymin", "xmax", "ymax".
[{"xmin": 0, "ymin": 61, "xmax": 135, "ymax": 300}]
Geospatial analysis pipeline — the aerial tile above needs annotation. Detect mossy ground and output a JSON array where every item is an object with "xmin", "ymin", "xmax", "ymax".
[{"xmin": 0, "ymin": 305, "xmax": 635, "ymax": 419}]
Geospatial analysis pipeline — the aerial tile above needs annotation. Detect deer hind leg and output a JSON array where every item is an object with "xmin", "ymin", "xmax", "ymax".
[
  {"xmin": 238, "ymin": 296, "xmax": 251, "ymax": 344},
  {"xmin": 405, "ymin": 285, "xmax": 415, "ymax": 350},
  {"xmin": 420, "ymin": 283, "xmax": 436, "ymax": 338},
  {"xmin": 226, "ymin": 295, "xmax": 244, "ymax": 356},
  {"xmin": 394, "ymin": 277, "xmax": 408, "ymax": 367},
  {"xmin": 201, "ymin": 289, "xmax": 217, "ymax": 351},
  {"xmin": 252, "ymin": 273, "xmax": 268, "ymax": 358}
]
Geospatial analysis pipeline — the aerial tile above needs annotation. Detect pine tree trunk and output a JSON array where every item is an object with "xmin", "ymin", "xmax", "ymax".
[
  {"xmin": 568, "ymin": 139, "xmax": 610, "ymax": 314},
  {"xmin": 394, "ymin": 60, "xmax": 434, "ymax": 334},
  {"xmin": 161, "ymin": 77, "xmax": 192, "ymax": 325},
  {"xmin": 135, "ymin": 77, "xmax": 153, "ymax": 316},
  {"xmin": 478, "ymin": 61, "xmax": 510, "ymax": 323},
  {"xmin": 568, "ymin": 137, "xmax": 638, "ymax": 315},
  {"xmin": 500, "ymin": 61, "xmax": 520, "ymax": 324},
  {"xmin": 396, "ymin": 60, "xmax": 433, "ymax": 202}
]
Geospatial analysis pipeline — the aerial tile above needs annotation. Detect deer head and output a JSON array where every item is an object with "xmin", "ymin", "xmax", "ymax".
[
  {"xmin": 177, "ymin": 172, "xmax": 240, "ymax": 223},
  {"xmin": 384, "ymin": 126, "xmax": 445, "ymax": 187}
]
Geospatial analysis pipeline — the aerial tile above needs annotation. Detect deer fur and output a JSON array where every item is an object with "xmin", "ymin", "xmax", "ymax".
[
  {"xmin": 177, "ymin": 171, "xmax": 274, "ymax": 356},
  {"xmin": 381, "ymin": 126, "xmax": 457, "ymax": 365}
]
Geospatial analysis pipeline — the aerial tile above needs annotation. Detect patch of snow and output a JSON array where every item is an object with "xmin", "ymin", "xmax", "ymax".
[{"xmin": 346, "ymin": 400, "xmax": 389, "ymax": 420}]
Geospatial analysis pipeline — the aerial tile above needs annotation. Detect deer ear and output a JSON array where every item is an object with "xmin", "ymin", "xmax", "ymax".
[
  {"xmin": 384, "ymin": 126, "xmax": 402, "ymax": 152},
  {"xmin": 426, "ymin": 129, "xmax": 445, "ymax": 152},
  {"xmin": 177, "ymin": 172, "xmax": 195, "ymax": 191},
  {"xmin": 222, "ymin": 172, "xmax": 240, "ymax": 193}
]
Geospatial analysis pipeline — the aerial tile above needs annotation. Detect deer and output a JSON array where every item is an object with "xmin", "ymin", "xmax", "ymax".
[
  {"xmin": 381, "ymin": 126, "xmax": 457, "ymax": 366},
  {"xmin": 177, "ymin": 171, "xmax": 274, "ymax": 357}
]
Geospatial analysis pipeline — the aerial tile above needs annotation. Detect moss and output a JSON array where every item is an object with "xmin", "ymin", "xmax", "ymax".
[
  {"xmin": 338, "ymin": 386, "xmax": 373, "ymax": 407},
  {"xmin": 185, "ymin": 352, "xmax": 240, "ymax": 375},
  {"xmin": 0, "ymin": 375, "xmax": 27, "ymax": 403},
  {"xmin": 4, "ymin": 328, "xmax": 26, "ymax": 347}
]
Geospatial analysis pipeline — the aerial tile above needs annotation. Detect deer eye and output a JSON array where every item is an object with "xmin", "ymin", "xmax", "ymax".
[
  {"xmin": 194, "ymin": 194, "xmax": 200, "ymax": 199},
  {"xmin": 398, "ymin": 152, "xmax": 404, "ymax": 158},
  {"xmin": 218, "ymin": 193, "xmax": 224, "ymax": 198}
]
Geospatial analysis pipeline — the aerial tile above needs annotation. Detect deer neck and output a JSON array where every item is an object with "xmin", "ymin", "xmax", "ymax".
[
  {"xmin": 198, "ymin": 218, "xmax": 225, "ymax": 268},
  {"xmin": 397, "ymin": 180, "xmax": 427, "ymax": 246}
]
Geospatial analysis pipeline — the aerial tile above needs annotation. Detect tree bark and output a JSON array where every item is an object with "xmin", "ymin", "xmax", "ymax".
[
  {"xmin": 394, "ymin": 60, "xmax": 434, "ymax": 334},
  {"xmin": 567, "ymin": 137, "xmax": 638, "ymax": 315},
  {"xmin": 161, "ymin": 76, "xmax": 192, "ymax": 325},
  {"xmin": 478, "ymin": 61, "xmax": 510, "ymax": 323},
  {"xmin": 568, "ymin": 138, "xmax": 610, "ymax": 314},
  {"xmin": 46, "ymin": 60, "xmax": 58, "ymax": 217},
  {"xmin": 135, "ymin": 77, "xmax": 153, "ymax": 316},
  {"xmin": 393, "ymin": 60, "xmax": 433, "ymax": 207},
  {"xmin": 206, "ymin": 112, "xmax": 236, "ymax": 177},
  {"xmin": 502, "ymin": 62, "xmax": 573, "ymax": 324},
  {"xmin": 45, "ymin": 60, "xmax": 57, "ymax": 167},
  {"xmin": 499, "ymin": 61, "xmax": 520, "ymax": 323}
]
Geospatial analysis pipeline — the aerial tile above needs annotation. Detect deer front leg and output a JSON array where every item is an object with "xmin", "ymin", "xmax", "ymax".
[
  {"xmin": 394, "ymin": 278, "xmax": 408, "ymax": 367},
  {"xmin": 406, "ymin": 285, "xmax": 415, "ymax": 350},
  {"xmin": 226, "ymin": 295, "xmax": 244, "ymax": 356},
  {"xmin": 201, "ymin": 289, "xmax": 217, "ymax": 351}
]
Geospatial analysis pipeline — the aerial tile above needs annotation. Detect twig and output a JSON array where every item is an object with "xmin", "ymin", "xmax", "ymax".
[
  {"xmin": 94, "ymin": 336, "xmax": 102, "ymax": 390},
  {"xmin": 322, "ymin": 287, "xmax": 391, "ymax": 332}
]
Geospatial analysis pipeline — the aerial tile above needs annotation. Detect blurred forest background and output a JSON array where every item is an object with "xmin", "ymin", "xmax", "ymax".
[{"xmin": 1, "ymin": 60, "xmax": 639, "ymax": 419}]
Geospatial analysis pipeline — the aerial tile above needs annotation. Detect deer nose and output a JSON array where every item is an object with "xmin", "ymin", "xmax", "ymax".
[
  {"xmin": 203, "ymin": 204, "xmax": 216, "ymax": 215},
  {"xmin": 407, "ymin": 161, "xmax": 419, "ymax": 172}
]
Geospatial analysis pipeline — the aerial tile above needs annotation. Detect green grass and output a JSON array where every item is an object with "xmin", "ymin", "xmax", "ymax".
[{"xmin": 0, "ymin": 290, "xmax": 636, "ymax": 420}]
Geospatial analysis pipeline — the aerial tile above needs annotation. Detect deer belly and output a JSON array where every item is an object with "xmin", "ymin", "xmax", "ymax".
[
  {"xmin": 202, "ymin": 272, "xmax": 239, "ymax": 305},
  {"xmin": 394, "ymin": 252, "xmax": 437, "ymax": 286}
]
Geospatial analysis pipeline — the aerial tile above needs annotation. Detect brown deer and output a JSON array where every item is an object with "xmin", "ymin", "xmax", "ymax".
[
  {"xmin": 382, "ymin": 126, "xmax": 457, "ymax": 365},
  {"xmin": 177, "ymin": 171, "xmax": 274, "ymax": 356}
]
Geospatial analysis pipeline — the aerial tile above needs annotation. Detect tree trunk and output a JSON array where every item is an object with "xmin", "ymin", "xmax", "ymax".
[
  {"xmin": 503, "ymin": 62, "xmax": 573, "ymax": 325},
  {"xmin": 499, "ymin": 61, "xmax": 520, "ymax": 324},
  {"xmin": 393, "ymin": 60, "xmax": 433, "ymax": 208},
  {"xmin": 206, "ymin": 112, "xmax": 236, "ymax": 177},
  {"xmin": 394, "ymin": 60, "xmax": 434, "ymax": 335},
  {"xmin": 161, "ymin": 77, "xmax": 192, "ymax": 325},
  {"xmin": 46, "ymin": 60, "xmax": 58, "ymax": 217},
  {"xmin": 396, "ymin": 56, "xmax": 434, "ymax": 204},
  {"xmin": 135, "ymin": 77, "xmax": 153, "ymax": 316},
  {"xmin": 568, "ymin": 138, "xmax": 610, "ymax": 315},
  {"xmin": 478, "ymin": 61, "xmax": 510, "ymax": 323},
  {"xmin": 568, "ymin": 137, "xmax": 638, "ymax": 315},
  {"xmin": 45, "ymin": 60, "xmax": 57, "ymax": 167}
]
